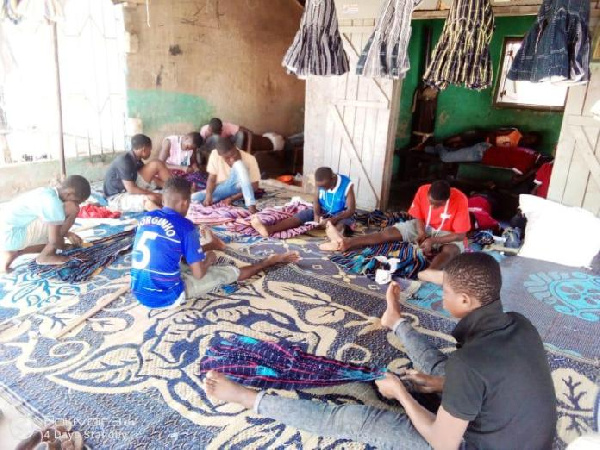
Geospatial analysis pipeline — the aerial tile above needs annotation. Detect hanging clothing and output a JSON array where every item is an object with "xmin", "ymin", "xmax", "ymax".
[
  {"xmin": 423, "ymin": 0, "xmax": 494, "ymax": 90},
  {"xmin": 200, "ymin": 334, "xmax": 385, "ymax": 390},
  {"xmin": 507, "ymin": 0, "xmax": 590, "ymax": 85},
  {"xmin": 356, "ymin": 0, "xmax": 421, "ymax": 79},
  {"xmin": 282, "ymin": 0, "xmax": 349, "ymax": 77}
]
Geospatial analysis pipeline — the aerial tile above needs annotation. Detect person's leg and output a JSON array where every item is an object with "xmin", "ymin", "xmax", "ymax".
[
  {"xmin": 417, "ymin": 269, "xmax": 444, "ymax": 285},
  {"xmin": 237, "ymin": 251, "xmax": 300, "ymax": 280},
  {"xmin": 250, "ymin": 209, "xmax": 312, "ymax": 238},
  {"xmin": 231, "ymin": 160, "xmax": 256, "ymax": 208},
  {"xmin": 138, "ymin": 160, "xmax": 171, "ymax": 188},
  {"xmin": 319, "ymin": 222, "xmax": 404, "ymax": 252},
  {"xmin": 381, "ymin": 283, "xmax": 447, "ymax": 376},
  {"xmin": 204, "ymin": 372, "xmax": 429, "ymax": 450},
  {"xmin": 428, "ymin": 243, "xmax": 460, "ymax": 270}
]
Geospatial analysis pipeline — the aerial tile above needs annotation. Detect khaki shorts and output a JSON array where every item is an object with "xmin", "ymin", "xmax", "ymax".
[
  {"xmin": 106, "ymin": 176, "xmax": 158, "ymax": 213},
  {"xmin": 182, "ymin": 264, "xmax": 240, "ymax": 299},
  {"xmin": 0, "ymin": 218, "xmax": 50, "ymax": 251},
  {"xmin": 107, "ymin": 193, "xmax": 147, "ymax": 213},
  {"xmin": 393, "ymin": 219, "xmax": 465, "ymax": 252}
]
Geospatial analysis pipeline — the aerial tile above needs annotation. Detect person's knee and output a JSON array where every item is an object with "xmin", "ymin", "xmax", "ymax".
[
  {"xmin": 64, "ymin": 201, "xmax": 80, "ymax": 218},
  {"xmin": 441, "ymin": 244, "xmax": 460, "ymax": 257}
]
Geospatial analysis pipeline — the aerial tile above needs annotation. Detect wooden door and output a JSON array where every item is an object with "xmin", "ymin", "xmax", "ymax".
[
  {"xmin": 549, "ymin": 65, "xmax": 600, "ymax": 216},
  {"xmin": 303, "ymin": 18, "xmax": 401, "ymax": 210}
]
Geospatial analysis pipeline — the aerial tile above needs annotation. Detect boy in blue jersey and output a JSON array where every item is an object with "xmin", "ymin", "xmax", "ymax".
[
  {"xmin": 1, "ymin": 175, "xmax": 91, "ymax": 273},
  {"xmin": 131, "ymin": 177, "xmax": 300, "ymax": 308},
  {"xmin": 250, "ymin": 167, "xmax": 356, "ymax": 238}
]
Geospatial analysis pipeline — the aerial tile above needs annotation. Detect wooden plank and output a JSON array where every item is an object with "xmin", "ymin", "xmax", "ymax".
[
  {"xmin": 582, "ymin": 127, "xmax": 600, "ymax": 215},
  {"xmin": 330, "ymin": 105, "xmax": 380, "ymax": 203},
  {"xmin": 547, "ymin": 84, "xmax": 588, "ymax": 202},
  {"xmin": 381, "ymin": 80, "xmax": 403, "ymax": 209},
  {"xmin": 413, "ymin": 5, "xmax": 541, "ymax": 19},
  {"xmin": 334, "ymin": 99, "xmax": 388, "ymax": 109},
  {"xmin": 568, "ymin": 115, "xmax": 600, "ymax": 128},
  {"xmin": 569, "ymin": 125, "xmax": 600, "ymax": 188}
]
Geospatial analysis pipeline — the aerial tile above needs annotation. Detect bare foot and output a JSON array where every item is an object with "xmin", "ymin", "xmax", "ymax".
[
  {"xmin": 0, "ymin": 250, "xmax": 17, "ymax": 274},
  {"xmin": 325, "ymin": 221, "xmax": 344, "ymax": 247},
  {"xmin": 204, "ymin": 370, "xmax": 257, "ymax": 409},
  {"xmin": 248, "ymin": 205, "xmax": 258, "ymax": 215},
  {"xmin": 201, "ymin": 228, "xmax": 226, "ymax": 251},
  {"xmin": 250, "ymin": 216, "xmax": 270, "ymax": 238},
  {"xmin": 267, "ymin": 251, "xmax": 301, "ymax": 265},
  {"xmin": 318, "ymin": 241, "xmax": 341, "ymax": 252},
  {"xmin": 417, "ymin": 269, "xmax": 444, "ymax": 285},
  {"xmin": 381, "ymin": 282, "xmax": 403, "ymax": 329}
]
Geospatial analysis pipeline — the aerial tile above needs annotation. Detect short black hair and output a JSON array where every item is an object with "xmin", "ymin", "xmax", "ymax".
[
  {"xmin": 187, "ymin": 132, "xmax": 203, "ymax": 149},
  {"xmin": 315, "ymin": 167, "xmax": 334, "ymax": 183},
  {"xmin": 216, "ymin": 137, "xmax": 235, "ymax": 155},
  {"xmin": 429, "ymin": 180, "xmax": 451, "ymax": 201},
  {"xmin": 163, "ymin": 176, "xmax": 191, "ymax": 199},
  {"xmin": 62, "ymin": 175, "xmax": 91, "ymax": 201},
  {"xmin": 209, "ymin": 118, "xmax": 223, "ymax": 135},
  {"xmin": 444, "ymin": 252, "xmax": 502, "ymax": 307},
  {"xmin": 131, "ymin": 134, "xmax": 152, "ymax": 150}
]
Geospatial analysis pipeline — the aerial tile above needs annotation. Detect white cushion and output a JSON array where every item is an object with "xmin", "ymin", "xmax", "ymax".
[{"xmin": 518, "ymin": 194, "xmax": 600, "ymax": 267}]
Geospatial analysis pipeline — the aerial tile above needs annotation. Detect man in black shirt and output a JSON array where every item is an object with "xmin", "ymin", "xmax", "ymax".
[
  {"xmin": 103, "ymin": 134, "xmax": 171, "ymax": 212},
  {"xmin": 203, "ymin": 253, "xmax": 557, "ymax": 450}
]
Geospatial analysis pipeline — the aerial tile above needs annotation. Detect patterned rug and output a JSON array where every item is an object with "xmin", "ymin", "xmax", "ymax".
[{"xmin": 0, "ymin": 185, "xmax": 598, "ymax": 448}]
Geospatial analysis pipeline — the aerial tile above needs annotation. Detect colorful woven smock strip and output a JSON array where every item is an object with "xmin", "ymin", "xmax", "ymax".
[
  {"xmin": 354, "ymin": 210, "xmax": 412, "ymax": 230},
  {"xmin": 200, "ymin": 334, "xmax": 386, "ymax": 389},
  {"xmin": 331, "ymin": 241, "xmax": 428, "ymax": 280},
  {"xmin": 27, "ymin": 230, "xmax": 134, "ymax": 283}
]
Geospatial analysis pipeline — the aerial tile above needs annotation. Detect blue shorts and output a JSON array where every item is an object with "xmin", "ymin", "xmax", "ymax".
[{"xmin": 294, "ymin": 208, "xmax": 355, "ymax": 227}]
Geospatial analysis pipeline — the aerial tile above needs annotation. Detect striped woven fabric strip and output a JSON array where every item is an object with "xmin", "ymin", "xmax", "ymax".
[
  {"xmin": 283, "ymin": 0, "xmax": 349, "ymax": 77},
  {"xmin": 356, "ymin": 0, "xmax": 419, "ymax": 79},
  {"xmin": 226, "ymin": 202, "xmax": 317, "ymax": 239},
  {"xmin": 331, "ymin": 240, "xmax": 427, "ymax": 280},
  {"xmin": 199, "ymin": 334, "xmax": 385, "ymax": 389},
  {"xmin": 186, "ymin": 203, "xmax": 251, "ymax": 225},
  {"xmin": 27, "ymin": 230, "xmax": 135, "ymax": 283},
  {"xmin": 170, "ymin": 170, "xmax": 208, "ymax": 190},
  {"xmin": 354, "ymin": 210, "xmax": 412, "ymax": 229},
  {"xmin": 423, "ymin": 0, "xmax": 494, "ymax": 90}
]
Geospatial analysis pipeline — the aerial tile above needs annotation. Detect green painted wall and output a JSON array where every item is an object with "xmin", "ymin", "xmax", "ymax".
[
  {"xmin": 127, "ymin": 89, "xmax": 215, "ymax": 134},
  {"xmin": 397, "ymin": 16, "xmax": 564, "ymax": 155}
]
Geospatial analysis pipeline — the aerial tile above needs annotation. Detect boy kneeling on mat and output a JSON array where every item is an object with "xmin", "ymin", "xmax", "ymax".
[
  {"xmin": 131, "ymin": 177, "xmax": 300, "ymax": 308},
  {"xmin": 250, "ymin": 167, "xmax": 356, "ymax": 238}
]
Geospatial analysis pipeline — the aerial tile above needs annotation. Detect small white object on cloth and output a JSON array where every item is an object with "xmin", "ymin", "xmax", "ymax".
[{"xmin": 374, "ymin": 256, "xmax": 401, "ymax": 284}]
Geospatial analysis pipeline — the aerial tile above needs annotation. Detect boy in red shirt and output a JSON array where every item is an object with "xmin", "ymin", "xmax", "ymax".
[{"xmin": 320, "ymin": 180, "xmax": 470, "ymax": 273}]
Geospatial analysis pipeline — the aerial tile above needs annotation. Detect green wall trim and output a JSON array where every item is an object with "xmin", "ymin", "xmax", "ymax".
[
  {"xmin": 127, "ymin": 89, "xmax": 215, "ymax": 133},
  {"xmin": 397, "ymin": 16, "xmax": 564, "ymax": 155}
]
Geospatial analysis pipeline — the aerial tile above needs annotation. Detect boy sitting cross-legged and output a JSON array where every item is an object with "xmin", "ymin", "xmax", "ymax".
[{"xmin": 131, "ymin": 176, "xmax": 300, "ymax": 308}]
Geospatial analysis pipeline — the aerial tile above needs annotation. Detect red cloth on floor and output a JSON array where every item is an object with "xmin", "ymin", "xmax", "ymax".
[
  {"xmin": 468, "ymin": 195, "xmax": 498, "ymax": 231},
  {"xmin": 534, "ymin": 162, "xmax": 553, "ymax": 199},
  {"xmin": 481, "ymin": 146, "xmax": 538, "ymax": 174},
  {"xmin": 78, "ymin": 205, "xmax": 121, "ymax": 219}
]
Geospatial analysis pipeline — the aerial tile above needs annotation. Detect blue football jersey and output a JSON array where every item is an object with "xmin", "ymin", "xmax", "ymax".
[{"xmin": 131, "ymin": 207, "xmax": 205, "ymax": 307}]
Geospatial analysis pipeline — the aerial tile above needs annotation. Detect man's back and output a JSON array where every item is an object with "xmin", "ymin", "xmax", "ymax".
[
  {"xmin": 442, "ymin": 302, "xmax": 556, "ymax": 449},
  {"xmin": 104, "ymin": 151, "xmax": 140, "ymax": 197}
]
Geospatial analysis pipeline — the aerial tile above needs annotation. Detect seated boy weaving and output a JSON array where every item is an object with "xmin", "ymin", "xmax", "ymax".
[
  {"xmin": 204, "ymin": 253, "xmax": 557, "ymax": 449},
  {"xmin": 250, "ymin": 167, "xmax": 356, "ymax": 238},
  {"xmin": 131, "ymin": 177, "xmax": 299, "ymax": 308}
]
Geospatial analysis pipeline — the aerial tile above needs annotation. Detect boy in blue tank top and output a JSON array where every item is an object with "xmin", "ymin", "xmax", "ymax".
[
  {"xmin": 250, "ymin": 167, "xmax": 356, "ymax": 238},
  {"xmin": 131, "ymin": 177, "xmax": 300, "ymax": 308}
]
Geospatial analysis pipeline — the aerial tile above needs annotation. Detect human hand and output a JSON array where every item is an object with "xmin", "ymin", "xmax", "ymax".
[
  {"xmin": 203, "ymin": 196, "xmax": 213, "ymax": 207},
  {"xmin": 375, "ymin": 372, "xmax": 408, "ymax": 401},
  {"xmin": 399, "ymin": 369, "xmax": 445, "ymax": 394},
  {"xmin": 205, "ymin": 251, "xmax": 217, "ymax": 265},
  {"xmin": 186, "ymin": 165, "xmax": 194, "ymax": 174},
  {"xmin": 420, "ymin": 238, "xmax": 433, "ymax": 256},
  {"xmin": 67, "ymin": 232, "xmax": 83, "ymax": 247},
  {"xmin": 416, "ymin": 233, "xmax": 427, "ymax": 245},
  {"xmin": 222, "ymin": 197, "xmax": 233, "ymax": 206}
]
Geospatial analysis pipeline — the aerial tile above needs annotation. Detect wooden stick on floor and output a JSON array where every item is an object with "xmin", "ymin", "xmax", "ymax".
[{"xmin": 50, "ymin": 284, "xmax": 130, "ymax": 340}]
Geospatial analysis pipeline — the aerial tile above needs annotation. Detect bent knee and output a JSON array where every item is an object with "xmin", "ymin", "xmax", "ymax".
[{"xmin": 441, "ymin": 243, "xmax": 460, "ymax": 256}]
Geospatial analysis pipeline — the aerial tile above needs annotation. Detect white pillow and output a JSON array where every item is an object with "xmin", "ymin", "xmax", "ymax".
[{"xmin": 518, "ymin": 194, "xmax": 600, "ymax": 267}]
